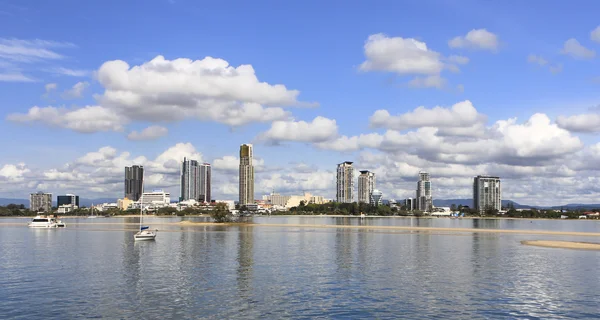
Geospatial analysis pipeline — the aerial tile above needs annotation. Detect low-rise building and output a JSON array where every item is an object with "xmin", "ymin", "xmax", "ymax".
[{"xmin": 118, "ymin": 198, "xmax": 134, "ymax": 210}]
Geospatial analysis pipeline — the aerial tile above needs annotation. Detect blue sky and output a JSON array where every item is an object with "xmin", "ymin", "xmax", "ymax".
[{"xmin": 1, "ymin": 0, "xmax": 600, "ymax": 205}]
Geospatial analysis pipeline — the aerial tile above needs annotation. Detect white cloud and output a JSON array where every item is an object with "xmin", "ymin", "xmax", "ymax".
[
  {"xmin": 0, "ymin": 163, "xmax": 30, "ymax": 181},
  {"xmin": 61, "ymin": 81, "xmax": 89, "ymax": 99},
  {"xmin": 0, "ymin": 72, "xmax": 35, "ymax": 82},
  {"xmin": 95, "ymin": 55, "xmax": 310, "ymax": 126},
  {"xmin": 127, "ymin": 125, "xmax": 169, "ymax": 141},
  {"xmin": 0, "ymin": 38, "xmax": 72, "ymax": 62},
  {"xmin": 359, "ymin": 33, "xmax": 444, "ymax": 75},
  {"xmin": 257, "ymin": 116, "xmax": 338, "ymax": 143},
  {"xmin": 45, "ymin": 83, "xmax": 57, "ymax": 92},
  {"xmin": 370, "ymin": 100, "xmax": 486, "ymax": 131},
  {"xmin": 591, "ymin": 26, "xmax": 600, "ymax": 43},
  {"xmin": 408, "ymin": 74, "xmax": 447, "ymax": 89},
  {"xmin": 7, "ymin": 105, "xmax": 126, "ymax": 133},
  {"xmin": 561, "ymin": 38, "xmax": 596, "ymax": 59},
  {"xmin": 556, "ymin": 113, "xmax": 600, "ymax": 132},
  {"xmin": 447, "ymin": 55, "xmax": 470, "ymax": 65},
  {"xmin": 448, "ymin": 29, "xmax": 499, "ymax": 51},
  {"xmin": 48, "ymin": 67, "xmax": 89, "ymax": 77},
  {"xmin": 212, "ymin": 156, "xmax": 240, "ymax": 172}
]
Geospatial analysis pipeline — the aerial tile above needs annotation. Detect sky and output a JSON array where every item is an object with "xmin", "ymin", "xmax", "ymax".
[{"xmin": 1, "ymin": 0, "xmax": 600, "ymax": 206}]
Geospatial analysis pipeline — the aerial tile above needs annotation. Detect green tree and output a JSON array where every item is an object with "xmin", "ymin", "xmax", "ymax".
[
  {"xmin": 210, "ymin": 203, "xmax": 232, "ymax": 223},
  {"xmin": 450, "ymin": 204, "xmax": 457, "ymax": 212}
]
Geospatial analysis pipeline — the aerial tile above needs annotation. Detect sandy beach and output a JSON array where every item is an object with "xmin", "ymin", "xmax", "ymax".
[{"xmin": 521, "ymin": 240, "xmax": 600, "ymax": 250}]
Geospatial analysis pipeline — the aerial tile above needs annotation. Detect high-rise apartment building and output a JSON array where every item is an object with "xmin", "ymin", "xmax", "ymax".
[
  {"xmin": 473, "ymin": 175, "xmax": 502, "ymax": 213},
  {"xmin": 239, "ymin": 144, "xmax": 255, "ymax": 205},
  {"xmin": 336, "ymin": 161, "xmax": 354, "ymax": 203},
  {"xmin": 125, "ymin": 165, "xmax": 144, "ymax": 201},
  {"xmin": 416, "ymin": 171, "xmax": 432, "ymax": 212},
  {"xmin": 199, "ymin": 163, "xmax": 211, "ymax": 203},
  {"xmin": 357, "ymin": 170, "xmax": 376, "ymax": 204},
  {"xmin": 30, "ymin": 191, "xmax": 52, "ymax": 212},
  {"xmin": 57, "ymin": 194, "xmax": 79, "ymax": 207},
  {"xmin": 181, "ymin": 158, "xmax": 199, "ymax": 201}
]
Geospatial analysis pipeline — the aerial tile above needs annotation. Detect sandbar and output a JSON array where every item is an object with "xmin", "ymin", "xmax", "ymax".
[{"xmin": 521, "ymin": 240, "xmax": 600, "ymax": 250}]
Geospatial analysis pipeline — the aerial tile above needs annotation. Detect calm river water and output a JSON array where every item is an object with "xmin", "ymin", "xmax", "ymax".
[{"xmin": 1, "ymin": 216, "xmax": 599, "ymax": 319}]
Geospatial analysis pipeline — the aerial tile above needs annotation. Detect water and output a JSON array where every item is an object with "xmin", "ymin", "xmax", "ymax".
[{"xmin": 1, "ymin": 217, "xmax": 599, "ymax": 319}]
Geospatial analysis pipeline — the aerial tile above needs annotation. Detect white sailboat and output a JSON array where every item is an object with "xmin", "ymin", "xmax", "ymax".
[
  {"xmin": 88, "ymin": 204, "xmax": 98, "ymax": 218},
  {"xmin": 134, "ymin": 181, "xmax": 156, "ymax": 241}
]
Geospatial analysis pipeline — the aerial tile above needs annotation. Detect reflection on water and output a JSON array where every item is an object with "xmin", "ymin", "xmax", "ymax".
[{"xmin": 0, "ymin": 217, "xmax": 599, "ymax": 319}]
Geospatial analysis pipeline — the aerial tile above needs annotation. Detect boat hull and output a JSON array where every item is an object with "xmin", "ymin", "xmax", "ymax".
[{"xmin": 134, "ymin": 230, "xmax": 156, "ymax": 241}]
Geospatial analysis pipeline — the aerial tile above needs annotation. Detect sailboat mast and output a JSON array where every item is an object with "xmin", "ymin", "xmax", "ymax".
[{"xmin": 140, "ymin": 177, "xmax": 144, "ymax": 230}]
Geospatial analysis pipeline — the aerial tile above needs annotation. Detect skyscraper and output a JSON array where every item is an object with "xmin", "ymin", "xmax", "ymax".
[
  {"xmin": 370, "ymin": 189, "xmax": 383, "ymax": 206},
  {"xmin": 358, "ymin": 170, "xmax": 375, "ymax": 203},
  {"xmin": 199, "ymin": 163, "xmax": 211, "ymax": 203},
  {"xmin": 416, "ymin": 171, "xmax": 432, "ymax": 212},
  {"xmin": 473, "ymin": 175, "xmax": 502, "ymax": 213},
  {"xmin": 125, "ymin": 165, "xmax": 144, "ymax": 201},
  {"xmin": 181, "ymin": 158, "xmax": 200, "ymax": 201},
  {"xmin": 239, "ymin": 144, "xmax": 254, "ymax": 205},
  {"xmin": 336, "ymin": 161, "xmax": 354, "ymax": 203},
  {"xmin": 30, "ymin": 191, "xmax": 52, "ymax": 212}
]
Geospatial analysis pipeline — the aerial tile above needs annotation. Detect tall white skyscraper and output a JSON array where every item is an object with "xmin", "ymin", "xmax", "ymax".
[
  {"xmin": 239, "ymin": 144, "xmax": 255, "ymax": 205},
  {"xmin": 336, "ymin": 161, "xmax": 354, "ymax": 203},
  {"xmin": 358, "ymin": 170, "xmax": 375, "ymax": 203},
  {"xmin": 473, "ymin": 175, "xmax": 501, "ymax": 213},
  {"xmin": 181, "ymin": 158, "xmax": 200, "ymax": 201},
  {"xmin": 416, "ymin": 171, "xmax": 432, "ymax": 212}
]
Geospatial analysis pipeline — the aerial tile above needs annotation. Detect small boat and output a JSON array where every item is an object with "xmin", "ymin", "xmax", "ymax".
[
  {"xmin": 360, "ymin": 213, "xmax": 366, "ymax": 218},
  {"xmin": 88, "ymin": 204, "xmax": 98, "ymax": 218},
  {"xmin": 56, "ymin": 218, "xmax": 66, "ymax": 227},
  {"xmin": 134, "ymin": 182, "xmax": 157, "ymax": 241},
  {"xmin": 28, "ymin": 215, "xmax": 58, "ymax": 228}
]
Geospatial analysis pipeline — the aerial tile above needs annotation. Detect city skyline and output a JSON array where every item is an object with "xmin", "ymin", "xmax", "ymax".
[{"xmin": 2, "ymin": 1, "xmax": 600, "ymax": 206}]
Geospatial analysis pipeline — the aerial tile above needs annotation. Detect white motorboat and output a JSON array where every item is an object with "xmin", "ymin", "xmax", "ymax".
[
  {"xmin": 134, "ymin": 181, "xmax": 157, "ymax": 241},
  {"xmin": 28, "ymin": 215, "xmax": 58, "ymax": 228}
]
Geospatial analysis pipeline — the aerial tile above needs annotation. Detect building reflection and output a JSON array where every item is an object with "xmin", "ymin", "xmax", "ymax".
[{"xmin": 236, "ymin": 226, "xmax": 254, "ymax": 299}]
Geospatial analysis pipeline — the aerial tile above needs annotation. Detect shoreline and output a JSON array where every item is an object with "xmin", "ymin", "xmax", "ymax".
[
  {"xmin": 521, "ymin": 240, "xmax": 600, "ymax": 250},
  {"xmin": 1, "ymin": 214, "xmax": 597, "ymax": 221},
  {"xmin": 3, "ymin": 220, "xmax": 598, "ymax": 237}
]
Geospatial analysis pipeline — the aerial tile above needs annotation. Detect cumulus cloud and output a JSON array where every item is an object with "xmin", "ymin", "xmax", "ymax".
[
  {"xmin": 127, "ymin": 125, "xmax": 169, "ymax": 141},
  {"xmin": 591, "ymin": 26, "xmax": 600, "ymax": 43},
  {"xmin": 257, "ymin": 116, "xmax": 338, "ymax": 143},
  {"xmin": 7, "ymin": 105, "xmax": 126, "ymax": 133},
  {"xmin": 0, "ymin": 163, "xmax": 30, "ymax": 181},
  {"xmin": 448, "ymin": 29, "xmax": 499, "ymax": 51},
  {"xmin": 561, "ymin": 38, "xmax": 596, "ymax": 59},
  {"xmin": 370, "ymin": 100, "xmax": 486, "ymax": 131},
  {"xmin": 556, "ymin": 113, "xmax": 600, "ymax": 132},
  {"xmin": 359, "ymin": 33, "xmax": 444, "ymax": 75},
  {"xmin": 359, "ymin": 33, "xmax": 469, "ymax": 89},
  {"xmin": 95, "ymin": 55, "xmax": 310, "ymax": 126},
  {"xmin": 61, "ymin": 81, "xmax": 89, "ymax": 99}
]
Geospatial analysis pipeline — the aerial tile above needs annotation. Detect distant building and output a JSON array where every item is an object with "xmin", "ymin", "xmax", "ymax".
[
  {"xmin": 309, "ymin": 195, "xmax": 325, "ymax": 204},
  {"xmin": 416, "ymin": 171, "xmax": 432, "ymax": 212},
  {"xmin": 125, "ymin": 165, "xmax": 144, "ymax": 201},
  {"xmin": 358, "ymin": 170, "xmax": 376, "ymax": 203},
  {"xmin": 473, "ymin": 175, "xmax": 501, "ymax": 213},
  {"xmin": 336, "ymin": 161, "xmax": 354, "ymax": 203},
  {"xmin": 57, "ymin": 194, "xmax": 79, "ymax": 207},
  {"xmin": 239, "ymin": 144, "xmax": 255, "ymax": 205},
  {"xmin": 263, "ymin": 191, "xmax": 318, "ymax": 209},
  {"xmin": 181, "ymin": 157, "xmax": 200, "ymax": 201},
  {"xmin": 118, "ymin": 198, "xmax": 134, "ymax": 210},
  {"xmin": 370, "ymin": 189, "xmax": 383, "ymax": 206},
  {"xmin": 140, "ymin": 189, "xmax": 171, "ymax": 208},
  {"xmin": 30, "ymin": 191, "xmax": 52, "ymax": 212},
  {"xmin": 404, "ymin": 198, "xmax": 415, "ymax": 211},
  {"xmin": 199, "ymin": 163, "xmax": 211, "ymax": 203}
]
